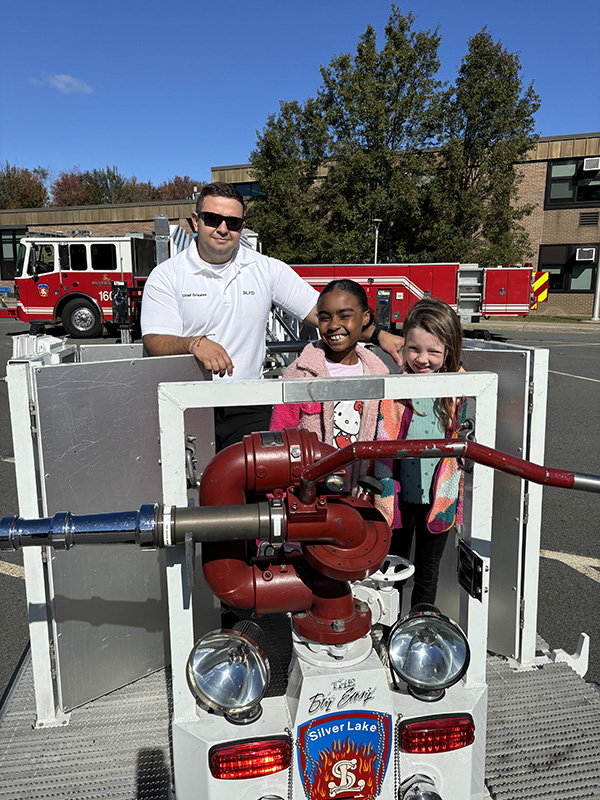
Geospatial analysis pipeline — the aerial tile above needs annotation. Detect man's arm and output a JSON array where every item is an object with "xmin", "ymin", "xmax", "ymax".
[
  {"xmin": 143, "ymin": 334, "xmax": 234, "ymax": 377},
  {"xmin": 302, "ymin": 306, "xmax": 404, "ymax": 366}
]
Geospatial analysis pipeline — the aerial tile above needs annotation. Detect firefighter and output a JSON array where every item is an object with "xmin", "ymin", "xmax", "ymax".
[{"xmin": 141, "ymin": 183, "xmax": 403, "ymax": 449}]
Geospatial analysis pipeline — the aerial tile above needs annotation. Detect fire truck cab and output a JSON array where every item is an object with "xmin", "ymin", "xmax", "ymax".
[{"xmin": 9, "ymin": 233, "xmax": 156, "ymax": 337}]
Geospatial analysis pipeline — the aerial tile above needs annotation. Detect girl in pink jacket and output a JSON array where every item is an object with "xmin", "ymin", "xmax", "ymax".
[{"xmin": 270, "ymin": 280, "xmax": 388, "ymax": 486}]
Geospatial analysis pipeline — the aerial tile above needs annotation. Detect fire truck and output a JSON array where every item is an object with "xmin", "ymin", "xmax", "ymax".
[
  {"xmin": 1, "ymin": 225, "xmax": 548, "ymax": 338},
  {"xmin": 292, "ymin": 262, "xmax": 549, "ymax": 330},
  {"xmin": 0, "ymin": 332, "xmax": 597, "ymax": 800},
  {"xmin": 0, "ymin": 219, "xmax": 189, "ymax": 337}
]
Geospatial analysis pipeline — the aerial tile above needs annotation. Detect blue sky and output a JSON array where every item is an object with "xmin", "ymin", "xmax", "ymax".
[{"xmin": 2, "ymin": 0, "xmax": 598, "ymax": 188}]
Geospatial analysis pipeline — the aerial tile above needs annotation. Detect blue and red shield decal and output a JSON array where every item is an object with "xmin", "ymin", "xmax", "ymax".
[
  {"xmin": 297, "ymin": 710, "xmax": 391, "ymax": 798},
  {"xmin": 38, "ymin": 283, "xmax": 49, "ymax": 298}
]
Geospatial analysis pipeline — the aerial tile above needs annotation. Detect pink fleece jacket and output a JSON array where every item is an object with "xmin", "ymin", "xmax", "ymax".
[{"xmin": 270, "ymin": 341, "xmax": 388, "ymax": 447}]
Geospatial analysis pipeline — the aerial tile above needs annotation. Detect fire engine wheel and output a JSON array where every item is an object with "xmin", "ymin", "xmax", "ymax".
[{"xmin": 61, "ymin": 299, "xmax": 103, "ymax": 338}]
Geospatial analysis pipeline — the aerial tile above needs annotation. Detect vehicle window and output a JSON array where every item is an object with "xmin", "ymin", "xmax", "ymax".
[
  {"xmin": 31, "ymin": 244, "xmax": 56, "ymax": 274},
  {"xmin": 15, "ymin": 243, "xmax": 27, "ymax": 277},
  {"xmin": 91, "ymin": 243, "xmax": 117, "ymax": 271},
  {"xmin": 59, "ymin": 244, "xmax": 70, "ymax": 270},
  {"xmin": 70, "ymin": 244, "xmax": 88, "ymax": 271}
]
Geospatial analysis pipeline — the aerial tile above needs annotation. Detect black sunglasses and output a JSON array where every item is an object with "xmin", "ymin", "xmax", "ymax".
[{"xmin": 196, "ymin": 211, "xmax": 245, "ymax": 232}]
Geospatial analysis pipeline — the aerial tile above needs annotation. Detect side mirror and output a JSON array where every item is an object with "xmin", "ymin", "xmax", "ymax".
[{"xmin": 28, "ymin": 252, "xmax": 39, "ymax": 281}]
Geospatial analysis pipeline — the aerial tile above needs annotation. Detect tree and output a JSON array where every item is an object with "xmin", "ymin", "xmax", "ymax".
[
  {"xmin": 424, "ymin": 29, "xmax": 540, "ymax": 266},
  {"xmin": 249, "ymin": 6, "xmax": 445, "ymax": 263},
  {"xmin": 121, "ymin": 177, "xmax": 159, "ymax": 203},
  {"xmin": 0, "ymin": 162, "xmax": 49, "ymax": 208},
  {"xmin": 248, "ymin": 98, "xmax": 327, "ymax": 263},
  {"xmin": 250, "ymin": 14, "xmax": 539, "ymax": 266},
  {"xmin": 157, "ymin": 176, "xmax": 204, "ymax": 201},
  {"xmin": 81, "ymin": 165, "xmax": 131, "ymax": 205},
  {"xmin": 52, "ymin": 167, "xmax": 94, "ymax": 206}
]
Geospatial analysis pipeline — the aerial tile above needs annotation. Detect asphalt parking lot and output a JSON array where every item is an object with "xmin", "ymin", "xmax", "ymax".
[{"xmin": 1, "ymin": 317, "xmax": 599, "ymax": 703}]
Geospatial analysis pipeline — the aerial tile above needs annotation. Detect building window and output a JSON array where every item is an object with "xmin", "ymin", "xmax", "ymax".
[
  {"xmin": 0, "ymin": 227, "xmax": 28, "ymax": 281},
  {"xmin": 233, "ymin": 182, "xmax": 264, "ymax": 198},
  {"xmin": 539, "ymin": 244, "xmax": 597, "ymax": 292},
  {"xmin": 545, "ymin": 159, "xmax": 600, "ymax": 209}
]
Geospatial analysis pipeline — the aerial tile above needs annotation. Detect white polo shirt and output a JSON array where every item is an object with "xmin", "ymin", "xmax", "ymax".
[{"xmin": 141, "ymin": 242, "xmax": 318, "ymax": 382}]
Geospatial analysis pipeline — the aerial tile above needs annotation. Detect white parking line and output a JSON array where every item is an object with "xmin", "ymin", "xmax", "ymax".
[
  {"xmin": 549, "ymin": 370, "xmax": 600, "ymax": 383},
  {"xmin": 540, "ymin": 549, "xmax": 600, "ymax": 584},
  {"xmin": 0, "ymin": 561, "xmax": 24, "ymax": 579},
  {"xmin": 510, "ymin": 341, "xmax": 600, "ymax": 348}
]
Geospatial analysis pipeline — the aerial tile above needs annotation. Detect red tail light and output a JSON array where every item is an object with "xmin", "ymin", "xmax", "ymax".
[
  {"xmin": 399, "ymin": 715, "xmax": 475, "ymax": 753},
  {"xmin": 209, "ymin": 737, "xmax": 292, "ymax": 780}
]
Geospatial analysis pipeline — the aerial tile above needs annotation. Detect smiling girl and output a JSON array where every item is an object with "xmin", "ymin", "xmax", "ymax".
[
  {"xmin": 375, "ymin": 297, "xmax": 466, "ymax": 610},
  {"xmin": 270, "ymin": 280, "xmax": 388, "ymax": 478}
]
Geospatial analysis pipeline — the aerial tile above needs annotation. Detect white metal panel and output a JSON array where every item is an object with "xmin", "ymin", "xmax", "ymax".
[
  {"xmin": 520, "ymin": 347, "xmax": 549, "ymax": 664},
  {"xmin": 157, "ymin": 371, "xmax": 498, "ymax": 731}
]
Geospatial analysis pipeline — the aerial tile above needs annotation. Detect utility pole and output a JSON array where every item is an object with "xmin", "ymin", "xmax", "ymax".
[{"xmin": 373, "ymin": 219, "xmax": 382, "ymax": 265}]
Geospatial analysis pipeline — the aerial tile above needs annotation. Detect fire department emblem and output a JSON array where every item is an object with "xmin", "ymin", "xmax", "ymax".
[
  {"xmin": 297, "ymin": 711, "xmax": 391, "ymax": 799},
  {"xmin": 38, "ymin": 283, "xmax": 49, "ymax": 298}
]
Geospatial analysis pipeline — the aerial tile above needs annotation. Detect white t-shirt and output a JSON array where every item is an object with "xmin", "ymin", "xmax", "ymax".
[{"xmin": 141, "ymin": 243, "xmax": 318, "ymax": 382}]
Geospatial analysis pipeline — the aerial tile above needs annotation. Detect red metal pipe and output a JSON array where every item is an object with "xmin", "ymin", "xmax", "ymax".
[
  {"xmin": 200, "ymin": 431, "xmax": 377, "ymax": 636},
  {"xmin": 298, "ymin": 439, "xmax": 594, "ymax": 504}
]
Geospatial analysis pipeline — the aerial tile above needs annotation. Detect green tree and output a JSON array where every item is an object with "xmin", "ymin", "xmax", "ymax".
[
  {"xmin": 81, "ymin": 165, "xmax": 130, "ymax": 205},
  {"xmin": 316, "ymin": 8, "xmax": 443, "ymax": 263},
  {"xmin": 425, "ymin": 29, "xmax": 540, "ymax": 265},
  {"xmin": 121, "ymin": 177, "xmax": 159, "ymax": 203},
  {"xmin": 249, "ymin": 6, "xmax": 444, "ymax": 263},
  {"xmin": 0, "ymin": 162, "xmax": 49, "ymax": 208},
  {"xmin": 248, "ymin": 98, "xmax": 327, "ymax": 263}
]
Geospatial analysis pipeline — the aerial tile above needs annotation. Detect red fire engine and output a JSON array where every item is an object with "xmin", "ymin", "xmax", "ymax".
[
  {"xmin": 1, "ymin": 229, "xmax": 548, "ymax": 337},
  {"xmin": 0, "ymin": 220, "xmax": 189, "ymax": 338},
  {"xmin": 292, "ymin": 262, "xmax": 548, "ymax": 330}
]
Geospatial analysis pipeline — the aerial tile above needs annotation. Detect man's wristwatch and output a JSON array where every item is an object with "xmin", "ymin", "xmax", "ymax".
[{"xmin": 369, "ymin": 326, "xmax": 383, "ymax": 346}]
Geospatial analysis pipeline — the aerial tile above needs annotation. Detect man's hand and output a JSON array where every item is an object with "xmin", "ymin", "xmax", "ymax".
[
  {"xmin": 142, "ymin": 333, "xmax": 234, "ymax": 377},
  {"xmin": 190, "ymin": 336, "xmax": 234, "ymax": 377},
  {"xmin": 377, "ymin": 330, "xmax": 404, "ymax": 367}
]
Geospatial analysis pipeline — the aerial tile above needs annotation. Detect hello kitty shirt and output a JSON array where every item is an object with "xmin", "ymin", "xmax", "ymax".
[
  {"xmin": 325, "ymin": 359, "xmax": 365, "ymax": 449},
  {"xmin": 269, "ymin": 341, "xmax": 388, "ymax": 489}
]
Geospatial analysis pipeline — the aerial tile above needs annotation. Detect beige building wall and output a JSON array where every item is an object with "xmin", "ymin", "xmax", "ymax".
[{"xmin": 0, "ymin": 199, "xmax": 196, "ymax": 237}]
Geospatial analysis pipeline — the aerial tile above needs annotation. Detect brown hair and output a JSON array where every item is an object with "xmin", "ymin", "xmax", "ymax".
[
  {"xmin": 403, "ymin": 297, "xmax": 463, "ymax": 429},
  {"xmin": 195, "ymin": 182, "xmax": 245, "ymax": 214}
]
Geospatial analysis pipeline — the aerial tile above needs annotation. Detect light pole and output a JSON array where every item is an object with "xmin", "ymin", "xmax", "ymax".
[{"xmin": 373, "ymin": 219, "xmax": 382, "ymax": 264}]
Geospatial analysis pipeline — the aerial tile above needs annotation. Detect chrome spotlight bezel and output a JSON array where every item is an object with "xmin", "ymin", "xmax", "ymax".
[
  {"xmin": 187, "ymin": 628, "xmax": 270, "ymax": 715},
  {"xmin": 387, "ymin": 609, "xmax": 470, "ymax": 697}
]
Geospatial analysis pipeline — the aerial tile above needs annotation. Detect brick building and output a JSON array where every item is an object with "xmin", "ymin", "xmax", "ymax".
[{"xmin": 515, "ymin": 133, "xmax": 600, "ymax": 315}]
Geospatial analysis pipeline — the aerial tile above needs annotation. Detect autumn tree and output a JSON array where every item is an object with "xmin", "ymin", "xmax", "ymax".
[
  {"xmin": 416, "ymin": 29, "xmax": 540, "ymax": 266},
  {"xmin": 0, "ymin": 162, "xmax": 49, "ymax": 208},
  {"xmin": 52, "ymin": 167, "xmax": 94, "ymax": 206},
  {"xmin": 52, "ymin": 168, "xmax": 203, "ymax": 205},
  {"xmin": 157, "ymin": 175, "xmax": 204, "ymax": 201}
]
